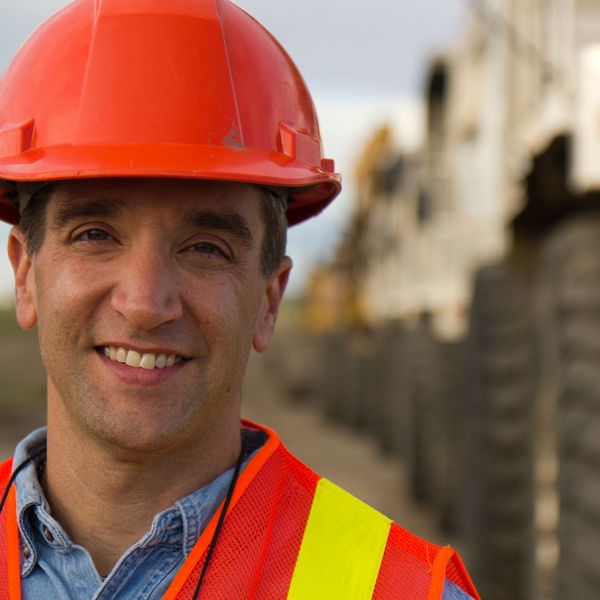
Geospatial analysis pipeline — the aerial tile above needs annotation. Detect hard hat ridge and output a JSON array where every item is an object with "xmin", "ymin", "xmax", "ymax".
[{"xmin": 0, "ymin": 0, "xmax": 341, "ymax": 225}]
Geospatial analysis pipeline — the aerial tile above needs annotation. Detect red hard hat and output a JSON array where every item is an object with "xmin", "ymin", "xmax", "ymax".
[{"xmin": 0, "ymin": 0, "xmax": 341, "ymax": 226}]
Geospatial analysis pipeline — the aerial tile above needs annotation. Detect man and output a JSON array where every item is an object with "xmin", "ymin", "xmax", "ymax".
[{"xmin": 0, "ymin": 1, "xmax": 479, "ymax": 598}]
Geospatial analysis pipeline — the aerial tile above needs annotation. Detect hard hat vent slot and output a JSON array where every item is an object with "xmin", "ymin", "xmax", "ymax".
[
  {"xmin": 0, "ymin": 119, "xmax": 35, "ymax": 158},
  {"xmin": 279, "ymin": 122, "xmax": 321, "ymax": 166}
]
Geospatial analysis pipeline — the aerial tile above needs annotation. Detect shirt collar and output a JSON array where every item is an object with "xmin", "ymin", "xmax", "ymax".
[
  {"xmin": 12, "ymin": 426, "xmax": 266, "ymax": 573},
  {"xmin": 13, "ymin": 427, "xmax": 47, "ymax": 508},
  {"xmin": 12, "ymin": 427, "xmax": 48, "ymax": 576}
]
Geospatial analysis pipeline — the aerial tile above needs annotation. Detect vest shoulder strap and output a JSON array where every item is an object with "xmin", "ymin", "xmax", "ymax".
[
  {"xmin": 0, "ymin": 458, "xmax": 12, "ymax": 487},
  {"xmin": 0, "ymin": 457, "xmax": 21, "ymax": 600},
  {"xmin": 164, "ymin": 432, "xmax": 320, "ymax": 599}
]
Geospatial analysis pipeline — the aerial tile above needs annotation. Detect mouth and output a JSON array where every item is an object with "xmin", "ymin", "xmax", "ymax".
[{"xmin": 97, "ymin": 345, "xmax": 186, "ymax": 370}]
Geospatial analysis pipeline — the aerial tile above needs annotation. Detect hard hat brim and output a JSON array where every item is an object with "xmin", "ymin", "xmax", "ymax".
[{"xmin": 0, "ymin": 143, "xmax": 341, "ymax": 226}]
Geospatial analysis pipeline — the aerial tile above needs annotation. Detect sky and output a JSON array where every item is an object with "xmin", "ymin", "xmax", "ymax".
[{"xmin": 0, "ymin": 0, "xmax": 467, "ymax": 300}]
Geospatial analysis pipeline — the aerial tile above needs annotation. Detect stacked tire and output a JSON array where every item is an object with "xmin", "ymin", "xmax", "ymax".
[
  {"xmin": 543, "ymin": 213, "xmax": 600, "ymax": 600},
  {"xmin": 431, "ymin": 338, "xmax": 468, "ymax": 534},
  {"xmin": 462, "ymin": 264, "xmax": 537, "ymax": 600},
  {"xmin": 403, "ymin": 321, "xmax": 441, "ymax": 504},
  {"xmin": 377, "ymin": 321, "xmax": 412, "ymax": 456}
]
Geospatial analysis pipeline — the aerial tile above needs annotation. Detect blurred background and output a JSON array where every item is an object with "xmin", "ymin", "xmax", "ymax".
[{"xmin": 3, "ymin": 1, "xmax": 600, "ymax": 599}]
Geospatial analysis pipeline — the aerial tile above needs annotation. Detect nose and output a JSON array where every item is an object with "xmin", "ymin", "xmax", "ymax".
[{"xmin": 110, "ymin": 242, "xmax": 183, "ymax": 330}]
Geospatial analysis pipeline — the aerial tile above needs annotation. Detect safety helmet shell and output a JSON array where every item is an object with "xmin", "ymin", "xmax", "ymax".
[{"xmin": 0, "ymin": 0, "xmax": 341, "ymax": 225}]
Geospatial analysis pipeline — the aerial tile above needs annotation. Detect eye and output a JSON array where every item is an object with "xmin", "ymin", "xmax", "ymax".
[
  {"xmin": 71, "ymin": 227, "xmax": 117, "ymax": 247},
  {"xmin": 182, "ymin": 236, "xmax": 233, "ymax": 268},
  {"xmin": 183, "ymin": 239, "xmax": 231, "ymax": 263},
  {"xmin": 77, "ymin": 229, "xmax": 111, "ymax": 242},
  {"xmin": 191, "ymin": 242, "xmax": 222, "ymax": 255}
]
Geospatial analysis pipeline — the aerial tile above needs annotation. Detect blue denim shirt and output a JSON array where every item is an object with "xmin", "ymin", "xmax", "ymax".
[{"xmin": 12, "ymin": 428, "xmax": 474, "ymax": 599}]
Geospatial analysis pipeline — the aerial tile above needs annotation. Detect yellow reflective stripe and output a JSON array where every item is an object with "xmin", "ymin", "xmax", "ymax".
[{"xmin": 287, "ymin": 478, "xmax": 391, "ymax": 600}]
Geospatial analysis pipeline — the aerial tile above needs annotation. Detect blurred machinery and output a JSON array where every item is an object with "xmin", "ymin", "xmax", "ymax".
[{"xmin": 300, "ymin": 2, "xmax": 600, "ymax": 599}]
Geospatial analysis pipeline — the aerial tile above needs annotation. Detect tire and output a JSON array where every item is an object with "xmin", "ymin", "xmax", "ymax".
[
  {"xmin": 460, "ymin": 263, "xmax": 536, "ymax": 600},
  {"xmin": 431, "ymin": 338, "xmax": 468, "ymax": 534},
  {"xmin": 542, "ymin": 213, "xmax": 600, "ymax": 600},
  {"xmin": 377, "ymin": 321, "xmax": 411, "ymax": 456},
  {"xmin": 404, "ymin": 320, "xmax": 440, "ymax": 504},
  {"xmin": 320, "ymin": 331, "xmax": 347, "ymax": 422}
]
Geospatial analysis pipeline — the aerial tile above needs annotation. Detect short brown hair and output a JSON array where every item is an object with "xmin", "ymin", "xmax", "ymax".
[{"xmin": 258, "ymin": 187, "xmax": 288, "ymax": 276}]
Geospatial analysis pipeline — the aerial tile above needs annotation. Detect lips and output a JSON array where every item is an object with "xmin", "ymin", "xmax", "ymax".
[{"xmin": 101, "ymin": 345, "xmax": 184, "ymax": 370}]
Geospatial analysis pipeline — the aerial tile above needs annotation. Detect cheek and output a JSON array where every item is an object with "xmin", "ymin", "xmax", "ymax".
[
  {"xmin": 184, "ymin": 276, "xmax": 264, "ymax": 339},
  {"xmin": 34, "ymin": 259, "xmax": 110, "ymax": 329}
]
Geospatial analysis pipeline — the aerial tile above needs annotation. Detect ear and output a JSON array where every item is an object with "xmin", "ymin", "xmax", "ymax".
[
  {"xmin": 252, "ymin": 256, "xmax": 293, "ymax": 353},
  {"xmin": 7, "ymin": 226, "xmax": 38, "ymax": 329}
]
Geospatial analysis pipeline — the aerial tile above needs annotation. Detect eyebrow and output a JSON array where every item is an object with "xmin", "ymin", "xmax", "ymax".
[
  {"xmin": 50, "ymin": 197, "xmax": 255, "ymax": 248},
  {"xmin": 184, "ymin": 209, "xmax": 255, "ymax": 248},
  {"xmin": 51, "ymin": 198, "xmax": 125, "ymax": 229}
]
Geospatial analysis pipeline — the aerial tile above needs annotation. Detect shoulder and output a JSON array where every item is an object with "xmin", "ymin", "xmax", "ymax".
[
  {"xmin": 245, "ymin": 431, "xmax": 480, "ymax": 599},
  {"xmin": 275, "ymin": 449, "xmax": 480, "ymax": 599}
]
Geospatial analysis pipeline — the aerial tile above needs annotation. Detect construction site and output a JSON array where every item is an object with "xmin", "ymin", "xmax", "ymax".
[{"xmin": 2, "ymin": 1, "xmax": 600, "ymax": 599}]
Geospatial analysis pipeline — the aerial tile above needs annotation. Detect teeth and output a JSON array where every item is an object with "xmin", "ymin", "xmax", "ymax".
[
  {"xmin": 140, "ymin": 353, "xmax": 156, "ymax": 370},
  {"xmin": 103, "ymin": 346, "xmax": 183, "ymax": 370},
  {"xmin": 125, "ymin": 350, "xmax": 141, "ymax": 367}
]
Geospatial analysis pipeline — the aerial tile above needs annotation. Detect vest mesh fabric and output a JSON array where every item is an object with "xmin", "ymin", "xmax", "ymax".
[
  {"xmin": 0, "ymin": 459, "xmax": 14, "ymax": 600},
  {"xmin": 373, "ymin": 524, "xmax": 479, "ymax": 600},
  {"xmin": 175, "ymin": 446, "xmax": 319, "ymax": 599},
  {"xmin": 445, "ymin": 551, "xmax": 477, "ymax": 594}
]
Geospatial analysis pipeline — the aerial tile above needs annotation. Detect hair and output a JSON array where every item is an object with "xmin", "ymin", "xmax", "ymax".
[
  {"xmin": 258, "ymin": 187, "xmax": 288, "ymax": 276},
  {"xmin": 19, "ymin": 182, "xmax": 289, "ymax": 276},
  {"xmin": 19, "ymin": 186, "xmax": 52, "ymax": 257}
]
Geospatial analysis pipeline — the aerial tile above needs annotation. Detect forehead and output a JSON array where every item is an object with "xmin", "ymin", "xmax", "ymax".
[{"xmin": 46, "ymin": 178, "xmax": 264, "ymax": 224}]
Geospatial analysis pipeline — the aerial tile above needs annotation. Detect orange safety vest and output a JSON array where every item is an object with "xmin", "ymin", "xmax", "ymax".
[{"xmin": 0, "ymin": 422, "xmax": 479, "ymax": 600}]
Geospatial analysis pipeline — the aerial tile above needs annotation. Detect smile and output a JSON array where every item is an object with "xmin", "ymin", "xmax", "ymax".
[{"xmin": 101, "ymin": 346, "xmax": 184, "ymax": 370}]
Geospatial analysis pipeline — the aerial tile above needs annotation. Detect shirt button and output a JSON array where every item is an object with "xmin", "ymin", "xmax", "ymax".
[
  {"xmin": 23, "ymin": 546, "xmax": 32, "ymax": 560},
  {"xmin": 42, "ymin": 526, "xmax": 55, "ymax": 543}
]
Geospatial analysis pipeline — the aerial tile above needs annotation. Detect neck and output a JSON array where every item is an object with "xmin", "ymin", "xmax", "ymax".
[{"xmin": 42, "ymin": 409, "xmax": 241, "ymax": 577}]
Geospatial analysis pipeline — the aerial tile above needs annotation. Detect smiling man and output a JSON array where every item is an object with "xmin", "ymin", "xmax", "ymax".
[{"xmin": 0, "ymin": 1, "xmax": 478, "ymax": 599}]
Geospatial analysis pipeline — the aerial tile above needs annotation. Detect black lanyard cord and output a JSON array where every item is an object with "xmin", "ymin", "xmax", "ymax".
[
  {"xmin": 191, "ymin": 438, "xmax": 247, "ymax": 600},
  {"xmin": 0, "ymin": 446, "xmax": 47, "ymax": 518}
]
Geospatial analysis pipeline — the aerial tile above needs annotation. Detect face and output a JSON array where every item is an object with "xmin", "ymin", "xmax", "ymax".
[{"xmin": 8, "ymin": 179, "xmax": 291, "ymax": 454}]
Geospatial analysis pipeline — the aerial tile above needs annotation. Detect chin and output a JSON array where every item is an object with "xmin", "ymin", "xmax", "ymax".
[{"xmin": 85, "ymin": 418, "xmax": 192, "ymax": 457}]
